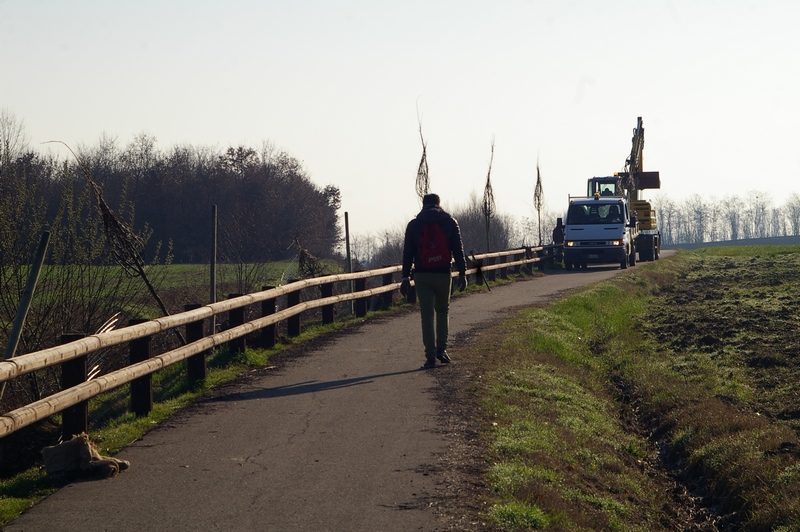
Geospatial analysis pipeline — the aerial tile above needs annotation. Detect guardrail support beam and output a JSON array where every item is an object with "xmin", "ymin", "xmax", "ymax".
[
  {"xmin": 129, "ymin": 319, "xmax": 153, "ymax": 417},
  {"xmin": 381, "ymin": 272, "xmax": 394, "ymax": 310},
  {"xmin": 354, "ymin": 277, "xmax": 367, "ymax": 317},
  {"xmin": 487, "ymin": 257, "xmax": 496, "ymax": 282},
  {"xmin": 525, "ymin": 247, "xmax": 533, "ymax": 275},
  {"xmin": 262, "ymin": 286, "xmax": 277, "ymax": 348},
  {"xmin": 537, "ymin": 248, "xmax": 547, "ymax": 271},
  {"xmin": 185, "ymin": 304, "xmax": 206, "ymax": 382},
  {"xmin": 513, "ymin": 252, "xmax": 522, "ymax": 275},
  {"xmin": 287, "ymin": 285, "xmax": 301, "ymax": 337},
  {"xmin": 228, "ymin": 294, "xmax": 246, "ymax": 354},
  {"xmin": 321, "ymin": 282, "xmax": 334, "ymax": 324},
  {"xmin": 61, "ymin": 333, "xmax": 88, "ymax": 440}
]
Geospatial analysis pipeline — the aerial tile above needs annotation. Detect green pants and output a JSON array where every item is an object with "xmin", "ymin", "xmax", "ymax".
[{"xmin": 414, "ymin": 272, "xmax": 453, "ymax": 361}]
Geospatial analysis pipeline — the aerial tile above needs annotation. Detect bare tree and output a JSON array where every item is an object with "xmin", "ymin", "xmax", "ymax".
[
  {"xmin": 721, "ymin": 195, "xmax": 744, "ymax": 241},
  {"xmin": 454, "ymin": 192, "xmax": 511, "ymax": 255},
  {"xmin": 533, "ymin": 159, "xmax": 544, "ymax": 246},
  {"xmin": 771, "ymin": 206, "xmax": 787, "ymax": 237},
  {"xmin": 482, "ymin": 139, "xmax": 496, "ymax": 252},
  {"xmin": 653, "ymin": 194, "xmax": 677, "ymax": 245},
  {"xmin": 45, "ymin": 141, "xmax": 181, "ymax": 343},
  {"xmin": 786, "ymin": 193, "xmax": 800, "ymax": 235},
  {"xmin": 415, "ymin": 123, "xmax": 429, "ymax": 203},
  {"xmin": 0, "ymin": 153, "xmax": 170, "ymax": 409},
  {"xmin": 0, "ymin": 108, "xmax": 30, "ymax": 168},
  {"xmin": 685, "ymin": 195, "xmax": 707, "ymax": 244},
  {"xmin": 745, "ymin": 192, "xmax": 771, "ymax": 239}
]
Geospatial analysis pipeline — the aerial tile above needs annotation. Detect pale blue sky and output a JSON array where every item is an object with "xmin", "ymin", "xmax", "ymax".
[{"xmin": 2, "ymin": 0, "xmax": 798, "ymax": 236}]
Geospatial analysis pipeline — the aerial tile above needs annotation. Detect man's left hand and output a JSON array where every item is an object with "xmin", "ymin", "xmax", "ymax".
[{"xmin": 400, "ymin": 277, "xmax": 411, "ymax": 296}]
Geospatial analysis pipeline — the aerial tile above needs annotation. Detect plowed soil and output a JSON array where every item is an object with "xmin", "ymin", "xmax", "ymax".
[{"xmin": 646, "ymin": 251, "xmax": 800, "ymax": 433}]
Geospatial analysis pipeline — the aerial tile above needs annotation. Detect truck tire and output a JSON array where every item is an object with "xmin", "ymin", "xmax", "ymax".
[
  {"xmin": 620, "ymin": 257, "xmax": 628, "ymax": 269},
  {"xmin": 629, "ymin": 249, "xmax": 636, "ymax": 267}
]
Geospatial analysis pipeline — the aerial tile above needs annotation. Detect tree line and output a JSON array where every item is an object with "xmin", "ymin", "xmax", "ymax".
[
  {"xmin": 653, "ymin": 192, "xmax": 800, "ymax": 245},
  {"xmin": 1, "ymin": 133, "xmax": 341, "ymax": 264},
  {"xmin": 0, "ymin": 112, "xmax": 342, "ymax": 411}
]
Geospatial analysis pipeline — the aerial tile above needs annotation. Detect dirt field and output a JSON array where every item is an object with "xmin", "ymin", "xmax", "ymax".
[
  {"xmin": 646, "ymin": 250, "xmax": 800, "ymax": 434},
  {"xmin": 436, "ymin": 248, "xmax": 800, "ymax": 530}
]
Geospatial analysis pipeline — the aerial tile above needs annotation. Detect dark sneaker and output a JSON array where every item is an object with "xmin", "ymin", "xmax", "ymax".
[
  {"xmin": 421, "ymin": 359, "xmax": 436, "ymax": 369},
  {"xmin": 436, "ymin": 349, "xmax": 451, "ymax": 364}
]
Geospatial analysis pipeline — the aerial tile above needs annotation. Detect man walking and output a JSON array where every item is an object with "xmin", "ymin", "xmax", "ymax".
[{"xmin": 400, "ymin": 193, "xmax": 467, "ymax": 369}]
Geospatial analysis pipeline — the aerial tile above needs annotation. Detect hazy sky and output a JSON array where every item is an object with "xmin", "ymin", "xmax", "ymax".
[{"xmin": 2, "ymin": 0, "xmax": 798, "ymax": 238}]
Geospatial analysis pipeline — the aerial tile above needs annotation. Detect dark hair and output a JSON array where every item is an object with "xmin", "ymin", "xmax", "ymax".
[{"xmin": 422, "ymin": 193, "xmax": 440, "ymax": 206}]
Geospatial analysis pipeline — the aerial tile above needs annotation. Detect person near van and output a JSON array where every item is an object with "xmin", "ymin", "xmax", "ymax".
[{"xmin": 552, "ymin": 218, "xmax": 564, "ymax": 244}]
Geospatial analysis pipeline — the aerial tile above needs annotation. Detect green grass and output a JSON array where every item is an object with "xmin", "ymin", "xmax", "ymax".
[
  {"xmin": 473, "ymin": 249, "xmax": 800, "ymax": 530},
  {"xmin": 479, "ymin": 290, "xmax": 665, "ymax": 530}
]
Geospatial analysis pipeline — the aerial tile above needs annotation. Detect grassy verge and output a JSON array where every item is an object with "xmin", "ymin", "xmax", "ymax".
[{"xmin": 471, "ymin": 250, "xmax": 800, "ymax": 530}]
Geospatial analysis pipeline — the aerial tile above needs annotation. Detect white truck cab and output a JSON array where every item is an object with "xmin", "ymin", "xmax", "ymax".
[{"xmin": 563, "ymin": 188, "xmax": 638, "ymax": 270}]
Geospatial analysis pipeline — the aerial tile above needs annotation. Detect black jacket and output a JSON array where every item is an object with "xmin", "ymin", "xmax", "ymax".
[{"xmin": 402, "ymin": 205, "xmax": 466, "ymax": 278}]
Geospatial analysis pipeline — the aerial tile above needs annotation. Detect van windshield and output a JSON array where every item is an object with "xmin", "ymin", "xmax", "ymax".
[{"xmin": 567, "ymin": 203, "xmax": 623, "ymax": 225}]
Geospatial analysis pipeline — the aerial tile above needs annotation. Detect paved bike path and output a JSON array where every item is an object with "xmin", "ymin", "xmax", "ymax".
[{"xmin": 6, "ymin": 268, "xmax": 623, "ymax": 532}]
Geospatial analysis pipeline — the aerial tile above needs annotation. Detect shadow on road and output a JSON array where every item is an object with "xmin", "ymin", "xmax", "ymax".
[{"xmin": 205, "ymin": 368, "xmax": 423, "ymax": 402}]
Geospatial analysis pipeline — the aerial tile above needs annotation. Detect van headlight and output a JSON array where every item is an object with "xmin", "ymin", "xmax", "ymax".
[
  {"xmin": 564, "ymin": 241, "xmax": 575, "ymax": 247},
  {"xmin": 610, "ymin": 239, "xmax": 623, "ymax": 246}
]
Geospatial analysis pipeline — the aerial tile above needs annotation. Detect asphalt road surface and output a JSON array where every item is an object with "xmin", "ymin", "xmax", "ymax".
[{"xmin": 6, "ymin": 265, "xmax": 634, "ymax": 532}]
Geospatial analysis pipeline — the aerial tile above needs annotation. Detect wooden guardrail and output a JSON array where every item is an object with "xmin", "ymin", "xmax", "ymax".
[{"xmin": 0, "ymin": 245, "xmax": 560, "ymax": 440}]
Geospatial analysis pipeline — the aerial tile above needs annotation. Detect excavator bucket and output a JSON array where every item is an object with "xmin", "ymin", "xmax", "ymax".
[{"xmin": 635, "ymin": 171, "xmax": 660, "ymax": 190}]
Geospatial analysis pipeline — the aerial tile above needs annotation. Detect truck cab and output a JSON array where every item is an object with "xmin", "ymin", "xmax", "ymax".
[{"xmin": 563, "ymin": 193, "xmax": 637, "ymax": 270}]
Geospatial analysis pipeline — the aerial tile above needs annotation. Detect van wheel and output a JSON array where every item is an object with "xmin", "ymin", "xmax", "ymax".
[
  {"xmin": 620, "ymin": 258, "xmax": 628, "ymax": 269},
  {"xmin": 629, "ymin": 250, "xmax": 636, "ymax": 267}
]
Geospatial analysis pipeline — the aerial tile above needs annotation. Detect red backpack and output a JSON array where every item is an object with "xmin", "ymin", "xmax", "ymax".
[{"xmin": 418, "ymin": 222, "xmax": 451, "ymax": 268}]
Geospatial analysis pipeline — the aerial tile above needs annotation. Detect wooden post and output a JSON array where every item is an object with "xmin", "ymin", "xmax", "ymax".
[
  {"xmin": 262, "ymin": 286, "xmax": 276, "ymax": 348},
  {"xmin": 344, "ymin": 212, "xmax": 354, "ymax": 315},
  {"xmin": 287, "ymin": 285, "xmax": 301, "ymax": 337},
  {"xmin": 513, "ymin": 251, "xmax": 522, "ymax": 275},
  {"xmin": 129, "ymin": 319, "xmax": 153, "ymax": 417},
  {"xmin": 61, "ymin": 333, "xmax": 87, "ymax": 440},
  {"xmin": 487, "ymin": 257, "xmax": 496, "ymax": 282},
  {"xmin": 500, "ymin": 256, "xmax": 508, "ymax": 280},
  {"xmin": 354, "ymin": 277, "xmax": 367, "ymax": 317},
  {"xmin": 381, "ymin": 272, "xmax": 393, "ymax": 309},
  {"xmin": 525, "ymin": 247, "xmax": 533, "ymax": 275},
  {"xmin": 320, "ymin": 282, "xmax": 334, "ymax": 325},
  {"xmin": 185, "ymin": 304, "xmax": 206, "ymax": 382},
  {"xmin": 228, "ymin": 294, "xmax": 245, "ymax": 354}
]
